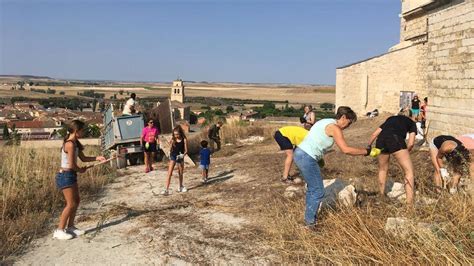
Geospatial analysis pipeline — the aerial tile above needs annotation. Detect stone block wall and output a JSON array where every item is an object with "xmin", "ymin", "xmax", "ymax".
[
  {"xmin": 401, "ymin": 14, "xmax": 429, "ymax": 41},
  {"xmin": 335, "ymin": 44, "xmax": 428, "ymax": 116},
  {"xmin": 427, "ymin": 0, "xmax": 474, "ymax": 136}
]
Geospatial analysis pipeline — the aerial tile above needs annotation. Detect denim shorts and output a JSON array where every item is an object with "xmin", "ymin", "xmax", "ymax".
[
  {"xmin": 170, "ymin": 154, "xmax": 184, "ymax": 163},
  {"xmin": 56, "ymin": 171, "xmax": 78, "ymax": 190}
]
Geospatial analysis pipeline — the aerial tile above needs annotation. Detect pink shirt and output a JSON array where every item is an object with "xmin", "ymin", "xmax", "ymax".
[{"xmin": 141, "ymin": 126, "xmax": 159, "ymax": 143}]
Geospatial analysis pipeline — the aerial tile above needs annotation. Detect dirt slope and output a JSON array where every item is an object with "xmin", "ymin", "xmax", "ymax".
[{"xmin": 16, "ymin": 145, "xmax": 280, "ymax": 264}]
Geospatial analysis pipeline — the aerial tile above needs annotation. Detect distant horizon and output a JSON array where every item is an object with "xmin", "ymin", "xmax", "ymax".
[{"xmin": 0, "ymin": 74, "xmax": 335, "ymax": 86}]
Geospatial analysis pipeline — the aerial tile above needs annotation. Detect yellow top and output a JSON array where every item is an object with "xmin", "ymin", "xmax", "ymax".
[{"xmin": 279, "ymin": 126, "xmax": 309, "ymax": 146}]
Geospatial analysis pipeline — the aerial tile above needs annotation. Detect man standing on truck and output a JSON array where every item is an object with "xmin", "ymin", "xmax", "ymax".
[
  {"xmin": 122, "ymin": 93, "xmax": 137, "ymax": 115},
  {"xmin": 208, "ymin": 121, "xmax": 223, "ymax": 152}
]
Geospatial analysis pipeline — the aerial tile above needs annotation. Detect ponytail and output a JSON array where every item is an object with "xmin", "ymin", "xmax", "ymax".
[{"xmin": 62, "ymin": 120, "xmax": 86, "ymax": 151}]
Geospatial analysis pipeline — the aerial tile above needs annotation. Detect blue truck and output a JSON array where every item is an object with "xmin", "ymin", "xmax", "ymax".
[{"xmin": 102, "ymin": 104, "xmax": 145, "ymax": 168}]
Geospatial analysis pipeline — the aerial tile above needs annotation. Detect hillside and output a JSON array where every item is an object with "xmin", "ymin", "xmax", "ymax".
[{"xmin": 11, "ymin": 117, "xmax": 474, "ymax": 264}]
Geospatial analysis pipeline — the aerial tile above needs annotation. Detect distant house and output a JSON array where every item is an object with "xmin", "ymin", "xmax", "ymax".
[
  {"xmin": 241, "ymin": 111, "xmax": 259, "ymax": 121},
  {"xmin": 7, "ymin": 120, "xmax": 62, "ymax": 140},
  {"xmin": 14, "ymin": 101, "xmax": 41, "ymax": 110}
]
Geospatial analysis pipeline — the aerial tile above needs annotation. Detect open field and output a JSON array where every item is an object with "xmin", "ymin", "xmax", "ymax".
[{"xmin": 0, "ymin": 78, "xmax": 335, "ymax": 105}]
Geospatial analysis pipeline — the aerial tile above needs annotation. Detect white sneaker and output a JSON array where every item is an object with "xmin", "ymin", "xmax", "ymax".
[
  {"xmin": 67, "ymin": 226, "xmax": 85, "ymax": 236},
  {"xmin": 178, "ymin": 186, "xmax": 188, "ymax": 193},
  {"xmin": 53, "ymin": 229, "xmax": 73, "ymax": 240},
  {"xmin": 161, "ymin": 189, "xmax": 169, "ymax": 196}
]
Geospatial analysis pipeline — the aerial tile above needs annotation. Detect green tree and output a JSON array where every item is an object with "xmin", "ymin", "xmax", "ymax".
[
  {"xmin": 6, "ymin": 124, "xmax": 21, "ymax": 146},
  {"xmin": 59, "ymin": 91, "xmax": 65, "ymax": 95},
  {"xmin": 226, "ymin": 105, "xmax": 234, "ymax": 113},
  {"xmin": 99, "ymin": 101, "xmax": 106, "ymax": 112},
  {"xmin": 87, "ymin": 124, "xmax": 101, "ymax": 138},
  {"xmin": 119, "ymin": 90, "xmax": 124, "ymax": 95},
  {"xmin": 92, "ymin": 99, "xmax": 98, "ymax": 112},
  {"xmin": 2, "ymin": 124, "xmax": 10, "ymax": 140},
  {"xmin": 262, "ymin": 102, "xmax": 276, "ymax": 110}
]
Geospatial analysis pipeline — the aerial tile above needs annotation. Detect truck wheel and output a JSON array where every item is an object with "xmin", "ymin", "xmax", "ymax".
[{"xmin": 128, "ymin": 153, "xmax": 139, "ymax": 165}]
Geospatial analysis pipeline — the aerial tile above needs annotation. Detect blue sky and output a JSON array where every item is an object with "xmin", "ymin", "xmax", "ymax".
[{"xmin": 0, "ymin": 0, "xmax": 401, "ymax": 84}]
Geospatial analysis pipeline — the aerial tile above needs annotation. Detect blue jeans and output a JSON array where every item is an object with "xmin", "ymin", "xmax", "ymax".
[{"xmin": 293, "ymin": 147, "xmax": 325, "ymax": 225}]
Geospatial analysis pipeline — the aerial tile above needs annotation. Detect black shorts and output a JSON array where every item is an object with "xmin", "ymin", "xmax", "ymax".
[
  {"xmin": 375, "ymin": 134, "xmax": 407, "ymax": 154},
  {"xmin": 274, "ymin": 131, "xmax": 293, "ymax": 150},
  {"xmin": 144, "ymin": 142, "xmax": 157, "ymax": 153}
]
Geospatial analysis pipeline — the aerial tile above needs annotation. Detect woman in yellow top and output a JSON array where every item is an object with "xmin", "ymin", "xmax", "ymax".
[{"xmin": 274, "ymin": 126, "xmax": 309, "ymax": 183}]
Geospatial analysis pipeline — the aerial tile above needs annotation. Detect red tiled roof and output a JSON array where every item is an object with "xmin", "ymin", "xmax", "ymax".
[{"xmin": 7, "ymin": 121, "xmax": 45, "ymax": 128}]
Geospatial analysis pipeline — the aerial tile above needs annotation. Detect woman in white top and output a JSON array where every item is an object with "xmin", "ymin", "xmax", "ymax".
[
  {"xmin": 54, "ymin": 120, "xmax": 106, "ymax": 240},
  {"xmin": 294, "ymin": 106, "xmax": 370, "ymax": 227}
]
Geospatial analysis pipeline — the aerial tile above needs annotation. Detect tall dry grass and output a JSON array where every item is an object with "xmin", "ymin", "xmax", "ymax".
[
  {"xmin": 258, "ymin": 115, "xmax": 474, "ymax": 264},
  {"xmin": 220, "ymin": 122, "xmax": 278, "ymax": 144},
  {"xmin": 265, "ymin": 194, "xmax": 473, "ymax": 264},
  {"xmin": 0, "ymin": 145, "xmax": 114, "ymax": 261}
]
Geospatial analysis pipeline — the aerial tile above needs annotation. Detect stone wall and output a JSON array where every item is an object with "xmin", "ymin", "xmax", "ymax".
[
  {"xmin": 426, "ymin": 0, "xmax": 474, "ymax": 136},
  {"xmin": 335, "ymin": 44, "xmax": 428, "ymax": 116},
  {"xmin": 401, "ymin": 14, "xmax": 429, "ymax": 41},
  {"xmin": 336, "ymin": 0, "xmax": 473, "ymax": 137}
]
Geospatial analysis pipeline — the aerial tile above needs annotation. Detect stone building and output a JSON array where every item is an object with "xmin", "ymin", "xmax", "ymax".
[
  {"xmin": 170, "ymin": 79, "xmax": 190, "ymax": 121},
  {"xmin": 336, "ymin": 0, "xmax": 473, "ymax": 136}
]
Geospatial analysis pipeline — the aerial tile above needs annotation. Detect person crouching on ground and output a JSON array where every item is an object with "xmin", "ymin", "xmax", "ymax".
[
  {"xmin": 141, "ymin": 119, "xmax": 160, "ymax": 173},
  {"xmin": 367, "ymin": 109, "xmax": 417, "ymax": 204},
  {"xmin": 54, "ymin": 120, "xmax": 106, "ymax": 240},
  {"xmin": 429, "ymin": 135, "xmax": 471, "ymax": 194},
  {"xmin": 162, "ymin": 126, "xmax": 188, "ymax": 195},
  {"xmin": 208, "ymin": 121, "xmax": 223, "ymax": 152},
  {"xmin": 294, "ymin": 106, "xmax": 370, "ymax": 227},
  {"xmin": 273, "ymin": 126, "xmax": 308, "ymax": 183},
  {"xmin": 200, "ymin": 140, "xmax": 212, "ymax": 183}
]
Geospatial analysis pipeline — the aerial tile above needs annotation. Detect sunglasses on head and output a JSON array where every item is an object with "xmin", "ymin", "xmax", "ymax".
[{"xmin": 148, "ymin": 121, "xmax": 154, "ymax": 124}]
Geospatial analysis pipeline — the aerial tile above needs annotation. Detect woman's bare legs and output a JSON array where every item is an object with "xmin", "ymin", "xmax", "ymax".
[
  {"xmin": 393, "ymin": 149, "xmax": 415, "ymax": 205},
  {"xmin": 144, "ymin": 152, "xmax": 150, "ymax": 171},
  {"xmin": 58, "ymin": 184, "xmax": 79, "ymax": 229},
  {"xmin": 177, "ymin": 162, "xmax": 184, "ymax": 188},
  {"xmin": 165, "ymin": 160, "xmax": 176, "ymax": 190},
  {"xmin": 283, "ymin": 149, "xmax": 294, "ymax": 179},
  {"xmin": 377, "ymin": 153, "xmax": 390, "ymax": 196}
]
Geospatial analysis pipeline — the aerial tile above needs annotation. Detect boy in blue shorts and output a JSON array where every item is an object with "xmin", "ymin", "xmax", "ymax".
[{"xmin": 200, "ymin": 140, "xmax": 211, "ymax": 183}]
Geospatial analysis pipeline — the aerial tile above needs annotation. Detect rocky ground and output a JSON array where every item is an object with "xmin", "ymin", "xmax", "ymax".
[{"xmin": 16, "ymin": 140, "xmax": 283, "ymax": 265}]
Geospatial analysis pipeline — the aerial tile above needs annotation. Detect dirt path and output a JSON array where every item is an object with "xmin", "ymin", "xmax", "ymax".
[{"xmin": 16, "ymin": 147, "xmax": 277, "ymax": 264}]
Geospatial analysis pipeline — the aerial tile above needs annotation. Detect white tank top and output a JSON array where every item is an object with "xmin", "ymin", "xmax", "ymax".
[{"xmin": 61, "ymin": 141, "xmax": 78, "ymax": 169}]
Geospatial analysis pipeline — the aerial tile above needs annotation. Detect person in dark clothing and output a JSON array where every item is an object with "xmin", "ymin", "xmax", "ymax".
[
  {"xmin": 208, "ymin": 121, "xmax": 223, "ymax": 151},
  {"xmin": 429, "ymin": 135, "xmax": 471, "ymax": 194},
  {"xmin": 368, "ymin": 109, "xmax": 417, "ymax": 204},
  {"xmin": 161, "ymin": 125, "xmax": 188, "ymax": 195},
  {"xmin": 411, "ymin": 95, "xmax": 421, "ymax": 120}
]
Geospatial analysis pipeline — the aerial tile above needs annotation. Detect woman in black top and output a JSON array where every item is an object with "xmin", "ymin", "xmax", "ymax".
[
  {"xmin": 162, "ymin": 125, "xmax": 188, "ymax": 196},
  {"xmin": 411, "ymin": 95, "xmax": 421, "ymax": 120},
  {"xmin": 368, "ymin": 109, "xmax": 417, "ymax": 204},
  {"xmin": 429, "ymin": 135, "xmax": 471, "ymax": 193}
]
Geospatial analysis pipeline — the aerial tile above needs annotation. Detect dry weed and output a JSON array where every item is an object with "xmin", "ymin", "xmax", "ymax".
[{"xmin": 0, "ymin": 145, "xmax": 114, "ymax": 260}]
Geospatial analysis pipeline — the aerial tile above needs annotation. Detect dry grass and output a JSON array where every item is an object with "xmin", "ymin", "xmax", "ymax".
[
  {"xmin": 265, "ymin": 194, "xmax": 473, "ymax": 264},
  {"xmin": 220, "ymin": 122, "xmax": 278, "ymax": 144},
  {"xmin": 0, "ymin": 145, "xmax": 115, "ymax": 260},
  {"xmin": 254, "ymin": 116, "xmax": 474, "ymax": 264}
]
